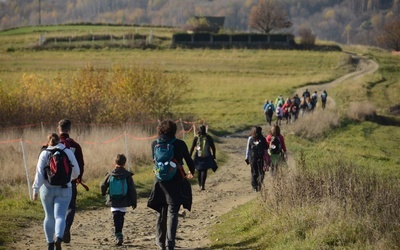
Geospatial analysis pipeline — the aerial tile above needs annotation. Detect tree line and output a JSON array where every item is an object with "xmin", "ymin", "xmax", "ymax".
[{"xmin": 0, "ymin": 0, "xmax": 399, "ymax": 49}]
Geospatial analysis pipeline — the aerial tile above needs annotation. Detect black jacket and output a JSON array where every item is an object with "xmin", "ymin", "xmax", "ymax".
[
  {"xmin": 100, "ymin": 167, "xmax": 137, "ymax": 209},
  {"xmin": 147, "ymin": 136, "xmax": 194, "ymax": 212}
]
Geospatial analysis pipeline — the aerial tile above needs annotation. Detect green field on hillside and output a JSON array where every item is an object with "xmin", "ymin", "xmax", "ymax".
[{"xmin": 1, "ymin": 25, "xmax": 399, "ymax": 249}]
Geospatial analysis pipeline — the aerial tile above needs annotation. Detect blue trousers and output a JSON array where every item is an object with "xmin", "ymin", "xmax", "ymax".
[{"xmin": 39, "ymin": 185, "xmax": 72, "ymax": 243}]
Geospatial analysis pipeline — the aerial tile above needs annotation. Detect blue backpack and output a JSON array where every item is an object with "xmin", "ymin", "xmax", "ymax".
[
  {"xmin": 153, "ymin": 138, "xmax": 178, "ymax": 181},
  {"xmin": 109, "ymin": 176, "xmax": 128, "ymax": 200}
]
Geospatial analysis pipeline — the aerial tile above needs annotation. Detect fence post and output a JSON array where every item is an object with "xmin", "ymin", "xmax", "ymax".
[
  {"xmin": 180, "ymin": 118, "xmax": 185, "ymax": 140},
  {"xmin": 21, "ymin": 139, "xmax": 32, "ymax": 200},
  {"xmin": 124, "ymin": 132, "xmax": 131, "ymax": 172}
]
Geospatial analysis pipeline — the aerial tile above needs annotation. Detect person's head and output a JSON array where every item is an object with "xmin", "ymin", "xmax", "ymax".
[
  {"xmin": 47, "ymin": 133, "xmax": 60, "ymax": 146},
  {"xmin": 198, "ymin": 125, "xmax": 206, "ymax": 136},
  {"xmin": 265, "ymin": 99, "xmax": 269, "ymax": 103},
  {"xmin": 115, "ymin": 154, "xmax": 127, "ymax": 167},
  {"xmin": 58, "ymin": 119, "xmax": 72, "ymax": 133},
  {"xmin": 271, "ymin": 125, "xmax": 281, "ymax": 136},
  {"xmin": 250, "ymin": 126, "xmax": 263, "ymax": 139},
  {"xmin": 157, "ymin": 119, "xmax": 177, "ymax": 137}
]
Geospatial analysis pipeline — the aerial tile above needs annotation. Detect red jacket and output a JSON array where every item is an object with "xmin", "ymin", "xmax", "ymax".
[
  {"xmin": 60, "ymin": 133, "xmax": 84, "ymax": 180},
  {"xmin": 266, "ymin": 134, "xmax": 287, "ymax": 153}
]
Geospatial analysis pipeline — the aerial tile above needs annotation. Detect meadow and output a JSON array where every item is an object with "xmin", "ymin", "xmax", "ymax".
[{"xmin": 0, "ymin": 25, "xmax": 399, "ymax": 249}]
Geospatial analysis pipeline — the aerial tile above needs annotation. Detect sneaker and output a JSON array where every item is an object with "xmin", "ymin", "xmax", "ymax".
[{"xmin": 63, "ymin": 228, "xmax": 71, "ymax": 243}]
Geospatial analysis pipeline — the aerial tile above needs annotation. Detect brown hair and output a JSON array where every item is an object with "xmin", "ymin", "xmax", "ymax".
[
  {"xmin": 115, "ymin": 154, "xmax": 127, "ymax": 166},
  {"xmin": 271, "ymin": 125, "xmax": 281, "ymax": 136},
  {"xmin": 250, "ymin": 126, "xmax": 263, "ymax": 139},
  {"xmin": 47, "ymin": 133, "xmax": 60, "ymax": 146},
  {"xmin": 58, "ymin": 119, "xmax": 72, "ymax": 133},
  {"xmin": 157, "ymin": 119, "xmax": 177, "ymax": 137}
]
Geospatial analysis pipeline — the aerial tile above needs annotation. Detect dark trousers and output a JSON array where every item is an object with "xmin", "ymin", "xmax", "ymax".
[
  {"xmin": 197, "ymin": 169, "xmax": 208, "ymax": 189},
  {"xmin": 251, "ymin": 158, "xmax": 264, "ymax": 191},
  {"xmin": 156, "ymin": 204, "xmax": 180, "ymax": 250},
  {"xmin": 65, "ymin": 180, "xmax": 77, "ymax": 231},
  {"xmin": 113, "ymin": 211, "xmax": 126, "ymax": 235}
]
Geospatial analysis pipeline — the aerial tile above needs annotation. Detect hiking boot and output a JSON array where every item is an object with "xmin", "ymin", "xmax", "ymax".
[
  {"xmin": 55, "ymin": 237, "xmax": 62, "ymax": 250},
  {"xmin": 115, "ymin": 233, "xmax": 123, "ymax": 246},
  {"xmin": 63, "ymin": 227, "xmax": 71, "ymax": 243}
]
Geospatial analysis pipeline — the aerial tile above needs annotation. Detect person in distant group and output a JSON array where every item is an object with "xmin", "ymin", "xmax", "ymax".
[
  {"xmin": 321, "ymin": 90, "xmax": 328, "ymax": 109},
  {"xmin": 266, "ymin": 125, "xmax": 287, "ymax": 176},
  {"xmin": 245, "ymin": 126, "xmax": 268, "ymax": 192},
  {"xmin": 57, "ymin": 119, "xmax": 84, "ymax": 244},
  {"xmin": 189, "ymin": 125, "xmax": 218, "ymax": 191},
  {"xmin": 263, "ymin": 99, "xmax": 275, "ymax": 126},
  {"xmin": 275, "ymin": 95, "xmax": 285, "ymax": 108},
  {"xmin": 311, "ymin": 91, "xmax": 318, "ymax": 110},
  {"xmin": 100, "ymin": 154, "xmax": 137, "ymax": 246},
  {"xmin": 281, "ymin": 98, "xmax": 292, "ymax": 124},
  {"xmin": 32, "ymin": 133, "xmax": 80, "ymax": 250},
  {"xmin": 275, "ymin": 103, "xmax": 283, "ymax": 126},
  {"xmin": 147, "ymin": 119, "xmax": 195, "ymax": 250},
  {"xmin": 302, "ymin": 88, "xmax": 311, "ymax": 99}
]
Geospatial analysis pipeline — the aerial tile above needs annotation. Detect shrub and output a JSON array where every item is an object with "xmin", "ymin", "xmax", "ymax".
[
  {"xmin": 347, "ymin": 102, "xmax": 377, "ymax": 121},
  {"xmin": 298, "ymin": 27, "xmax": 316, "ymax": 46}
]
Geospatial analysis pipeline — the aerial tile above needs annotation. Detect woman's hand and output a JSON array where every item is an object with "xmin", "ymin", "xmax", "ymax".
[{"xmin": 187, "ymin": 171, "xmax": 194, "ymax": 179}]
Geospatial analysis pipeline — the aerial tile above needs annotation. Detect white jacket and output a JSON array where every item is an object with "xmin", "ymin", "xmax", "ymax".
[{"xmin": 32, "ymin": 143, "xmax": 80, "ymax": 194}]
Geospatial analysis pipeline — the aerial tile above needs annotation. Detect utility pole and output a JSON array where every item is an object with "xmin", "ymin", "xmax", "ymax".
[{"xmin": 38, "ymin": 0, "xmax": 41, "ymax": 26}]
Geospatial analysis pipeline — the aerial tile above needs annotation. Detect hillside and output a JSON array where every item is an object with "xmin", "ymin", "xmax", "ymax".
[
  {"xmin": 10, "ymin": 56, "xmax": 379, "ymax": 250},
  {"xmin": 1, "ymin": 0, "xmax": 399, "ymax": 47}
]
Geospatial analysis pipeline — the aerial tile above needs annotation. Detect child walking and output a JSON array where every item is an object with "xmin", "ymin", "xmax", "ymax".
[{"xmin": 100, "ymin": 154, "xmax": 137, "ymax": 246}]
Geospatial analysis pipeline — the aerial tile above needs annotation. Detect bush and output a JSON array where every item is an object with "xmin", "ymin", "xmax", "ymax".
[
  {"xmin": 298, "ymin": 27, "xmax": 316, "ymax": 46},
  {"xmin": 347, "ymin": 102, "xmax": 377, "ymax": 121}
]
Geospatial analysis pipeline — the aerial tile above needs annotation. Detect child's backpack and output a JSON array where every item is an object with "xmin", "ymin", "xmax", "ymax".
[
  {"xmin": 196, "ymin": 135, "xmax": 210, "ymax": 158},
  {"xmin": 109, "ymin": 176, "xmax": 128, "ymax": 200},
  {"xmin": 250, "ymin": 138, "xmax": 264, "ymax": 160},
  {"xmin": 44, "ymin": 148, "xmax": 72, "ymax": 187},
  {"xmin": 153, "ymin": 138, "xmax": 178, "ymax": 181},
  {"xmin": 269, "ymin": 136, "xmax": 282, "ymax": 155}
]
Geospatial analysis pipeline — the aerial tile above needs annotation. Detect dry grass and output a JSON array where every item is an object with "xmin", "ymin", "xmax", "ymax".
[
  {"xmin": 347, "ymin": 101, "xmax": 377, "ymax": 121},
  {"xmin": 260, "ymin": 152, "xmax": 400, "ymax": 248},
  {"xmin": 0, "ymin": 123, "xmax": 177, "ymax": 189},
  {"xmin": 288, "ymin": 109, "xmax": 341, "ymax": 140}
]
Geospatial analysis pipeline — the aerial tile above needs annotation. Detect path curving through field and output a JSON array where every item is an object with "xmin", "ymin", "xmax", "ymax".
[{"xmin": 12, "ymin": 55, "xmax": 378, "ymax": 250}]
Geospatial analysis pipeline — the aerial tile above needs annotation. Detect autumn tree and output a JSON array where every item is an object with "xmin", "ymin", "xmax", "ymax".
[
  {"xmin": 376, "ymin": 18, "xmax": 400, "ymax": 51},
  {"xmin": 248, "ymin": 0, "xmax": 292, "ymax": 33}
]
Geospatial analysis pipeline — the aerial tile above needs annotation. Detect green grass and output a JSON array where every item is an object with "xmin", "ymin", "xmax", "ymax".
[{"xmin": 1, "ymin": 26, "xmax": 400, "ymax": 249}]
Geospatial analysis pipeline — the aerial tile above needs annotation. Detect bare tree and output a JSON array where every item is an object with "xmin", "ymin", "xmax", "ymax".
[
  {"xmin": 376, "ymin": 18, "xmax": 400, "ymax": 51},
  {"xmin": 248, "ymin": 0, "xmax": 292, "ymax": 33}
]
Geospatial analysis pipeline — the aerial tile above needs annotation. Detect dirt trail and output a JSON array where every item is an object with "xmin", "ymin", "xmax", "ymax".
[
  {"xmin": 11, "ymin": 56, "xmax": 378, "ymax": 250},
  {"xmin": 12, "ymin": 133, "xmax": 258, "ymax": 250}
]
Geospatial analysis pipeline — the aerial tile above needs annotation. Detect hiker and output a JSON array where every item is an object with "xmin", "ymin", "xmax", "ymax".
[
  {"xmin": 266, "ymin": 125, "xmax": 287, "ymax": 176},
  {"xmin": 274, "ymin": 95, "xmax": 285, "ymax": 108},
  {"xmin": 302, "ymin": 88, "xmax": 311, "ymax": 99},
  {"xmin": 100, "ymin": 154, "xmax": 137, "ymax": 246},
  {"xmin": 275, "ymin": 103, "xmax": 283, "ymax": 126},
  {"xmin": 147, "ymin": 119, "xmax": 195, "ymax": 250},
  {"xmin": 57, "ymin": 119, "xmax": 84, "ymax": 244},
  {"xmin": 32, "ymin": 133, "xmax": 80, "ymax": 250},
  {"xmin": 282, "ymin": 98, "xmax": 292, "ymax": 124},
  {"xmin": 245, "ymin": 126, "xmax": 268, "ymax": 192},
  {"xmin": 263, "ymin": 100, "xmax": 275, "ymax": 126},
  {"xmin": 189, "ymin": 125, "xmax": 218, "ymax": 191},
  {"xmin": 293, "ymin": 94, "xmax": 301, "ymax": 119},
  {"xmin": 311, "ymin": 91, "xmax": 318, "ymax": 110},
  {"xmin": 321, "ymin": 90, "xmax": 328, "ymax": 109}
]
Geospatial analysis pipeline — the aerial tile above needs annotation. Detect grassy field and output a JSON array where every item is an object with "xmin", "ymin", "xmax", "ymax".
[{"xmin": 1, "ymin": 25, "xmax": 399, "ymax": 249}]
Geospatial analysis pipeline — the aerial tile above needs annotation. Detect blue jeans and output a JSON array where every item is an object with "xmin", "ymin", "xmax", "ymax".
[
  {"xmin": 156, "ymin": 204, "xmax": 180, "ymax": 250},
  {"xmin": 40, "ymin": 185, "xmax": 72, "ymax": 243}
]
